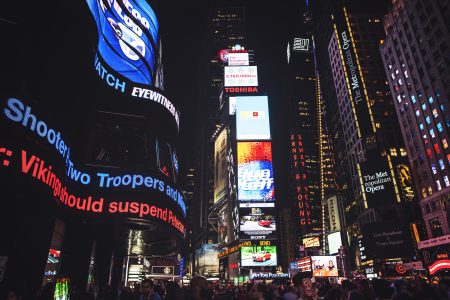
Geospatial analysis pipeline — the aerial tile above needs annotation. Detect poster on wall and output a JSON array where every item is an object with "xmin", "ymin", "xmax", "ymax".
[
  {"xmin": 239, "ymin": 207, "xmax": 277, "ymax": 240},
  {"xmin": 311, "ymin": 256, "xmax": 338, "ymax": 277},
  {"xmin": 237, "ymin": 142, "xmax": 274, "ymax": 204},
  {"xmin": 214, "ymin": 128, "xmax": 228, "ymax": 204}
]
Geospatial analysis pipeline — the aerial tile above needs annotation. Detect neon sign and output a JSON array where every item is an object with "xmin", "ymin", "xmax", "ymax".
[{"xmin": 429, "ymin": 259, "xmax": 450, "ymax": 275}]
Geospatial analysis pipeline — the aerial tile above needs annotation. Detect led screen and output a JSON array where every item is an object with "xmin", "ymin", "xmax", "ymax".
[
  {"xmin": 327, "ymin": 232, "xmax": 342, "ymax": 255},
  {"xmin": 311, "ymin": 256, "xmax": 338, "ymax": 277},
  {"xmin": 87, "ymin": 0, "xmax": 159, "ymax": 85},
  {"xmin": 238, "ymin": 142, "xmax": 274, "ymax": 202},
  {"xmin": 303, "ymin": 237, "xmax": 320, "ymax": 248},
  {"xmin": 239, "ymin": 207, "xmax": 277, "ymax": 240},
  {"xmin": 214, "ymin": 128, "xmax": 228, "ymax": 204},
  {"xmin": 236, "ymin": 96, "xmax": 271, "ymax": 140},
  {"xmin": 241, "ymin": 246, "xmax": 277, "ymax": 267},
  {"xmin": 224, "ymin": 66, "xmax": 258, "ymax": 87}
]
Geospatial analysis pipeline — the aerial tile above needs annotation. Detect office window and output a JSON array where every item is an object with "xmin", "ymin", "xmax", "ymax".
[
  {"xmin": 426, "ymin": 116, "xmax": 431, "ymax": 124},
  {"xmin": 422, "ymin": 103, "xmax": 427, "ymax": 111},
  {"xmin": 429, "ymin": 96, "xmax": 434, "ymax": 104},
  {"xmin": 433, "ymin": 109, "xmax": 439, "ymax": 118},
  {"xmin": 439, "ymin": 159, "xmax": 445, "ymax": 170},
  {"xmin": 437, "ymin": 123, "xmax": 443, "ymax": 132},
  {"xmin": 430, "ymin": 129, "xmax": 435, "ymax": 138}
]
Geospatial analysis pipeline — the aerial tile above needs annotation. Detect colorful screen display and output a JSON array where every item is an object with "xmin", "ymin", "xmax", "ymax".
[
  {"xmin": 241, "ymin": 246, "xmax": 277, "ymax": 267},
  {"xmin": 239, "ymin": 207, "xmax": 277, "ymax": 240},
  {"xmin": 236, "ymin": 96, "xmax": 271, "ymax": 140},
  {"xmin": 224, "ymin": 66, "xmax": 258, "ymax": 87},
  {"xmin": 237, "ymin": 142, "xmax": 274, "ymax": 202},
  {"xmin": 327, "ymin": 232, "xmax": 342, "ymax": 255},
  {"xmin": 303, "ymin": 237, "xmax": 320, "ymax": 248},
  {"xmin": 87, "ymin": 0, "xmax": 159, "ymax": 85},
  {"xmin": 311, "ymin": 256, "xmax": 338, "ymax": 277},
  {"xmin": 214, "ymin": 128, "xmax": 228, "ymax": 204}
]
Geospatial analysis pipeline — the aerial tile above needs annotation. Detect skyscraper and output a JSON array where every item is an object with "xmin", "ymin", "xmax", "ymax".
[
  {"xmin": 380, "ymin": 0, "xmax": 450, "ymax": 274},
  {"xmin": 315, "ymin": 0, "xmax": 420, "ymax": 274}
]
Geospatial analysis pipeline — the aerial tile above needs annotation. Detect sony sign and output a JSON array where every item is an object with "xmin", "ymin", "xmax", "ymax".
[{"xmin": 327, "ymin": 196, "xmax": 341, "ymax": 232}]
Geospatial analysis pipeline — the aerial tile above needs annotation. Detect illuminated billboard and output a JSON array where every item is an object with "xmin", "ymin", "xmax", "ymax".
[
  {"xmin": 236, "ymin": 96, "xmax": 271, "ymax": 141},
  {"xmin": 359, "ymin": 157, "xmax": 395, "ymax": 208},
  {"xmin": 224, "ymin": 66, "xmax": 258, "ymax": 87},
  {"xmin": 327, "ymin": 196, "xmax": 341, "ymax": 232},
  {"xmin": 297, "ymin": 257, "xmax": 312, "ymax": 272},
  {"xmin": 237, "ymin": 142, "xmax": 274, "ymax": 203},
  {"xmin": 239, "ymin": 207, "xmax": 277, "ymax": 240},
  {"xmin": 214, "ymin": 128, "xmax": 228, "ymax": 204},
  {"xmin": 241, "ymin": 246, "xmax": 277, "ymax": 267},
  {"xmin": 311, "ymin": 256, "xmax": 338, "ymax": 277},
  {"xmin": 327, "ymin": 232, "xmax": 342, "ymax": 255},
  {"xmin": 87, "ymin": 0, "xmax": 159, "ymax": 86},
  {"xmin": 228, "ymin": 52, "xmax": 249, "ymax": 66},
  {"xmin": 303, "ymin": 237, "xmax": 320, "ymax": 248}
]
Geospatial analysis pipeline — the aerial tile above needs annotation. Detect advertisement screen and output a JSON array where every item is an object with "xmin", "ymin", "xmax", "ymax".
[
  {"xmin": 239, "ymin": 207, "xmax": 277, "ymax": 240},
  {"xmin": 214, "ymin": 129, "xmax": 228, "ymax": 204},
  {"xmin": 218, "ymin": 206, "xmax": 228, "ymax": 245},
  {"xmin": 236, "ymin": 96, "xmax": 271, "ymax": 141},
  {"xmin": 224, "ymin": 66, "xmax": 258, "ymax": 87},
  {"xmin": 361, "ymin": 221, "xmax": 414, "ymax": 260},
  {"xmin": 327, "ymin": 232, "xmax": 342, "ymax": 255},
  {"xmin": 87, "ymin": 0, "xmax": 159, "ymax": 85},
  {"xmin": 238, "ymin": 142, "xmax": 274, "ymax": 203},
  {"xmin": 297, "ymin": 257, "xmax": 312, "ymax": 272},
  {"xmin": 303, "ymin": 237, "xmax": 320, "ymax": 248},
  {"xmin": 228, "ymin": 52, "xmax": 249, "ymax": 66},
  {"xmin": 241, "ymin": 246, "xmax": 277, "ymax": 267},
  {"xmin": 311, "ymin": 256, "xmax": 338, "ymax": 277},
  {"xmin": 327, "ymin": 196, "xmax": 341, "ymax": 232},
  {"xmin": 359, "ymin": 156, "xmax": 395, "ymax": 208}
]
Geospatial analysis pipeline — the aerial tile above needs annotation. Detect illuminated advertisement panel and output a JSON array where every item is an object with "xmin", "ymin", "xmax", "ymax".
[
  {"xmin": 218, "ymin": 206, "xmax": 228, "ymax": 245},
  {"xmin": 327, "ymin": 196, "xmax": 341, "ymax": 232},
  {"xmin": 359, "ymin": 157, "xmax": 395, "ymax": 208},
  {"xmin": 214, "ymin": 128, "xmax": 228, "ymax": 204},
  {"xmin": 303, "ymin": 237, "xmax": 320, "ymax": 248},
  {"xmin": 311, "ymin": 256, "xmax": 338, "ymax": 277},
  {"xmin": 297, "ymin": 257, "xmax": 312, "ymax": 272},
  {"xmin": 327, "ymin": 232, "xmax": 342, "ymax": 255},
  {"xmin": 241, "ymin": 246, "xmax": 277, "ymax": 267},
  {"xmin": 224, "ymin": 66, "xmax": 258, "ymax": 87},
  {"xmin": 87, "ymin": 0, "xmax": 159, "ymax": 86},
  {"xmin": 236, "ymin": 96, "xmax": 271, "ymax": 141},
  {"xmin": 228, "ymin": 52, "xmax": 249, "ymax": 66},
  {"xmin": 237, "ymin": 142, "xmax": 274, "ymax": 203},
  {"xmin": 239, "ymin": 207, "xmax": 277, "ymax": 240}
]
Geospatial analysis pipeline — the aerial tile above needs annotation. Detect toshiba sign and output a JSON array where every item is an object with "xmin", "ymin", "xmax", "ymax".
[{"xmin": 224, "ymin": 66, "xmax": 258, "ymax": 87}]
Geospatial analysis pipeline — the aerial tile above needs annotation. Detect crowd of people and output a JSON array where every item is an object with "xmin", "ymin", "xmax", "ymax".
[{"xmin": 3, "ymin": 272, "xmax": 450, "ymax": 300}]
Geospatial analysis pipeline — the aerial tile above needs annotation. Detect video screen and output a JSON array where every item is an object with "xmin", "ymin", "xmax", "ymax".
[
  {"xmin": 241, "ymin": 246, "xmax": 277, "ymax": 267},
  {"xmin": 311, "ymin": 256, "xmax": 338, "ymax": 277},
  {"xmin": 238, "ymin": 142, "xmax": 274, "ymax": 202},
  {"xmin": 236, "ymin": 96, "xmax": 271, "ymax": 140},
  {"xmin": 239, "ymin": 207, "xmax": 277, "ymax": 240}
]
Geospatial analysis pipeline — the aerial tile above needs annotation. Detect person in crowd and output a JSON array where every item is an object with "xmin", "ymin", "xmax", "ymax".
[
  {"xmin": 5, "ymin": 288, "xmax": 24, "ymax": 300},
  {"xmin": 371, "ymin": 279, "xmax": 393, "ymax": 300},
  {"xmin": 340, "ymin": 279, "xmax": 353, "ymax": 300},
  {"xmin": 139, "ymin": 279, "xmax": 162, "ymax": 300},
  {"xmin": 185, "ymin": 276, "xmax": 211, "ymax": 300},
  {"xmin": 118, "ymin": 286, "xmax": 133, "ymax": 300},
  {"xmin": 324, "ymin": 287, "xmax": 341, "ymax": 300},
  {"xmin": 348, "ymin": 279, "xmax": 373, "ymax": 300},
  {"xmin": 283, "ymin": 284, "xmax": 298, "ymax": 300},
  {"xmin": 249, "ymin": 283, "xmax": 267, "ymax": 300},
  {"xmin": 292, "ymin": 272, "xmax": 318, "ymax": 300},
  {"xmin": 164, "ymin": 281, "xmax": 183, "ymax": 300}
]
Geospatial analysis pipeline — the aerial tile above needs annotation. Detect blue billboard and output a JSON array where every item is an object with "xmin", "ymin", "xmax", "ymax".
[
  {"xmin": 87, "ymin": 0, "xmax": 159, "ymax": 85},
  {"xmin": 236, "ymin": 96, "xmax": 271, "ymax": 140}
]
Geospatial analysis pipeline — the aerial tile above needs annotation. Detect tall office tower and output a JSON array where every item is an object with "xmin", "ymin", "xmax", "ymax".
[
  {"xmin": 192, "ymin": 3, "xmax": 247, "ymax": 277},
  {"xmin": 285, "ymin": 5, "xmax": 336, "ymax": 265},
  {"xmin": 381, "ymin": 0, "xmax": 450, "ymax": 275},
  {"xmin": 315, "ymin": 0, "xmax": 420, "ymax": 275}
]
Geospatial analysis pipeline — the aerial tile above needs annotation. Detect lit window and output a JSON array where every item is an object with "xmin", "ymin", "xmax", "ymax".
[
  {"xmin": 443, "ymin": 139, "xmax": 448, "ymax": 149},
  {"xmin": 432, "ymin": 164, "xmax": 437, "ymax": 174},
  {"xmin": 390, "ymin": 148, "xmax": 398, "ymax": 156},
  {"xmin": 439, "ymin": 159, "xmax": 445, "ymax": 170},
  {"xmin": 398, "ymin": 79, "xmax": 403, "ymax": 85},
  {"xmin": 436, "ymin": 180, "xmax": 442, "ymax": 191},
  {"xmin": 418, "ymin": 90, "xmax": 423, "ymax": 98},
  {"xmin": 395, "ymin": 69, "xmax": 399, "ymax": 75},
  {"xmin": 441, "ymin": 104, "xmax": 445, "ymax": 111},
  {"xmin": 411, "ymin": 95, "xmax": 416, "ymax": 103},
  {"xmin": 416, "ymin": 110, "xmax": 420, "ymax": 117},
  {"xmin": 437, "ymin": 123, "xmax": 443, "ymax": 132},
  {"xmin": 434, "ymin": 143, "xmax": 441, "ymax": 154},
  {"xmin": 400, "ymin": 148, "xmax": 408, "ymax": 156},
  {"xmin": 444, "ymin": 176, "xmax": 450, "ymax": 187},
  {"xmin": 391, "ymin": 73, "xmax": 395, "ymax": 80},
  {"xmin": 429, "ymin": 97, "xmax": 434, "ymax": 104},
  {"xmin": 404, "ymin": 70, "xmax": 409, "ymax": 78},
  {"xmin": 433, "ymin": 109, "xmax": 439, "ymax": 118},
  {"xmin": 388, "ymin": 64, "xmax": 392, "ymax": 70},
  {"xmin": 426, "ymin": 116, "xmax": 431, "ymax": 124},
  {"xmin": 422, "ymin": 103, "xmax": 427, "ymax": 111},
  {"xmin": 419, "ymin": 123, "xmax": 425, "ymax": 130},
  {"xmin": 428, "ymin": 186, "xmax": 433, "ymax": 195},
  {"xmin": 397, "ymin": 95, "xmax": 402, "ymax": 103},
  {"xmin": 430, "ymin": 129, "xmax": 435, "ymax": 138}
]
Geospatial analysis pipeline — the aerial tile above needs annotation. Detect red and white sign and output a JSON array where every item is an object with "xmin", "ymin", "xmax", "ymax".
[
  {"xmin": 297, "ymin": 257, "xmax": 312, "ymax": 272},
  {"xmin": 395, "ymin": 263, "xmax": 407, "ymax": 274},
  {"xmin": 403, "ymin": 261, "xmax": 424, "ymax": 270},
  {"xmin": 417, "ymin": 234, "xmax": 450, "ymax": 250},
  {"xmin": 228, "ymin": 52, "xmax": 249, "ymax": 66},
  {"xmin": 429, "ymin": 260, "xmax": 450, "ymax": 275},
  {"xmin": 224, "ymin": 66, "xmax": 258, "ymax": 87},
  {"xmin": 224, "ymin": 87, "xmax": 258, "ymax": 94}
]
